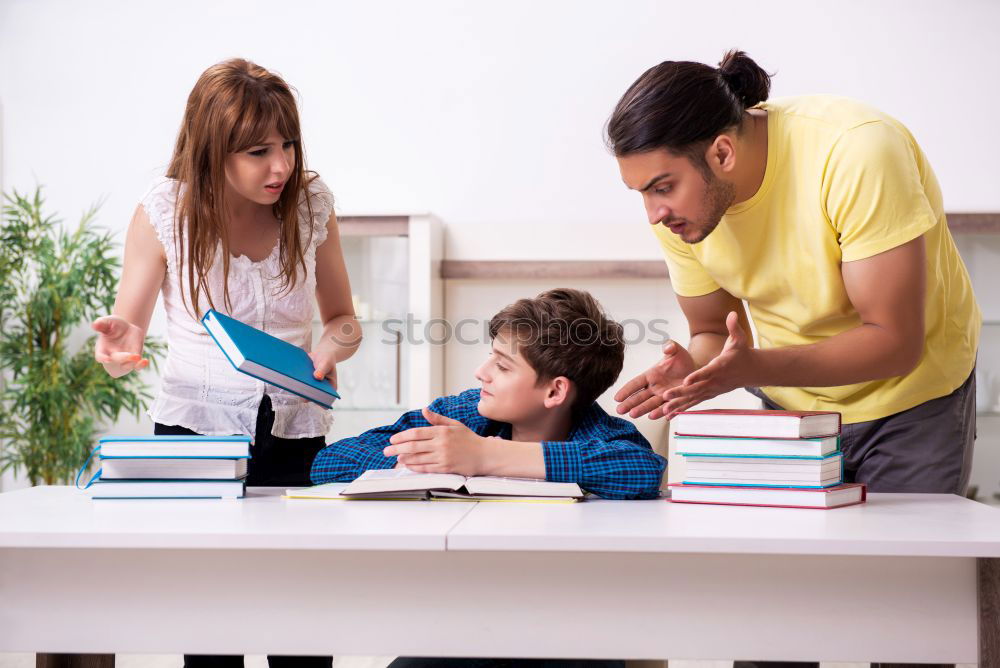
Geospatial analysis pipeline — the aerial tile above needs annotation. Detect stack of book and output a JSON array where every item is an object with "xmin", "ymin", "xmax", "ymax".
[
  {"xmin": 87, "ymin": 435, "xmax": 251, "ymax": 499},
  {"xmin": 667, "ymin": 409, "xmax": 866, "ymax": 509}
]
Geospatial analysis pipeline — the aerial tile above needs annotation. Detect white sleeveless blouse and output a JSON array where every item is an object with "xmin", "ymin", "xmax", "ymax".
[{"xmin": 142, "ymin": 176, "xmax": 335, "ymax": 440}]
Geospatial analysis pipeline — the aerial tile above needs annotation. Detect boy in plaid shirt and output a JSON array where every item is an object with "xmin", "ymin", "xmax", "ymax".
[{"xmin": 311, "ymin": 288, "xmax": 666, "ymax": 500}]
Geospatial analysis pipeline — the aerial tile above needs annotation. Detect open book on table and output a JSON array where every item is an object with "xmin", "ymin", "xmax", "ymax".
[{"xmin": 287, "ymin": 468, "xmax": 584, "ymax": 502}]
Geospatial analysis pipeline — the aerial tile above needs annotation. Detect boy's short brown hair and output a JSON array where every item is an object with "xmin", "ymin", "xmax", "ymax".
[{"xmin": 488, "ymin": 288, "xmax": 625, "ymax": 413}]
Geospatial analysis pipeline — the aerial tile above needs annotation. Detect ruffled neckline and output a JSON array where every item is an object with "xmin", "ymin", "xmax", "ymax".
[{"xmin": 228, "ymin": 239, "xmax": 281, "ymax": 269}]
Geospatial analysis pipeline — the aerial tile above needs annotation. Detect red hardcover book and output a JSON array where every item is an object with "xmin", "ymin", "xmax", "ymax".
[
  {"xmin": 672, "ymin": 409, "xmax": 842, "ymax": 439},
  {"xmin": 667, "ymin": 482, "xmax": 866, "ymax": 509}
]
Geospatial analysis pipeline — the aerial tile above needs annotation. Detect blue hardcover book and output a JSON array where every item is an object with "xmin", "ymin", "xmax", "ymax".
[
  {"xmin": 201, "ymin": 309, "xmax": 340, "ymax": 408},
  {"xmin": 98, "ymin": 457, "xmax": 249, "ymax": 480},
  {"xmin": 99, "ymin": 436, "xmax": 251, "ymax": 458},
  {"xmin": 680, "ymin": 481, "xmax": 844, "ymax": 489},
  {"xmin": 88, "ymin": 479, "xmax": 246, "ymax": 499}
]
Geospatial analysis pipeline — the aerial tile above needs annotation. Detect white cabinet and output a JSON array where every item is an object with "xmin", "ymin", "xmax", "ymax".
[{"xmin": 321, "ymin": 215, "xmax": 443, "ymax": 441}]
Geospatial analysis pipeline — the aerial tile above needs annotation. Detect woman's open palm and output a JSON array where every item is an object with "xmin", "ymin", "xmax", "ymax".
[{"xmin": 92, "ymin": 315, "xmax": 149, "ymax": 378}]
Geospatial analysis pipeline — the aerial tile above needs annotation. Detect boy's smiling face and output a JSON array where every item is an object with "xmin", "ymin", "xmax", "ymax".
[{"xmin": 474, "ymin": 331, "xmax": 553, "ymax": 424}]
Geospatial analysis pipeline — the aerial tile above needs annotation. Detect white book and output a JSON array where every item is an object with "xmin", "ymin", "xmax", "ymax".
[
  {"xmin": 673, "ymin": 409, "xmax": 841, "ymax": 439},
  {"xmin": 669, "ymin": 483, "xmax": 866, "ymax": 509},
  {"xmin": 674, "ymin": 435, "xmax": 839, "ymax": 457},
  {"xmin": 683, "ymin": 455, "xmax": 841, "ymax": 474},
  {"xmin": 683, "ymin": 453, "xmax": 843, "ymax": 483},
  {"xmin": 100, "ymin": 458, "xmax": 248, "ymax": 480},
  {"xmin": 88, "ymin": 479, "xmax": 245, "ymax": 499},
  {"xmin": 683, "ymin": 452, "xmax": 843, "ymax": 487},
  {"xmin": 336, "ymin": 468, "xmax": 584, "ymax": 501},
  {"xmin": 683, "ymin": 471, "xmax": 842, "ymax": 486},
  {"xmin": 99, "ymin": 436, "xmax": 250, "ymax": 458}
]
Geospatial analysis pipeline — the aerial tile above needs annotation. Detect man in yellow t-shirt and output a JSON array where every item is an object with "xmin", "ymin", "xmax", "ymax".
[{"xmin": 607, "ymin": 50, "xmax": 980, "ymax": 496}]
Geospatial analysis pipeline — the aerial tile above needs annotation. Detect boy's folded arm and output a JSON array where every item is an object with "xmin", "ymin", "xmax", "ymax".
[
  {"xmin": 310, "ymin": 433, "xmax": 398, "ymax": 483},
  {"xmin": 310, "ymin": 392, "xmax": 478, "ymax": 484},
  {"xmin": 540, "ymin": 427, "xmax": 667, "ymax": 500},
  {"xmin": 310, "ymin": 406, "xmax": 429, "ymax": 483}
]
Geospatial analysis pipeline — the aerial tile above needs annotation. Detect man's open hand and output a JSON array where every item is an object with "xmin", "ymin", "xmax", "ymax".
[
  {"xmin": 661, "ymin": 311, "xmax": 758, "ymax": 419},
  {"xmin": 614, "ymin": 340, "xmax": 697, "ymax": 419}
]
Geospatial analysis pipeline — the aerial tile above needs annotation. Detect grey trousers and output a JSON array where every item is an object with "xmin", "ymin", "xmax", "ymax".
[
  {"xmin": 748, "ymin": 366, "xmax": 977, "ymax": 494},
  {"xmin": 737, "ymin": 368, "xmax": 977, "ymax": 668}
]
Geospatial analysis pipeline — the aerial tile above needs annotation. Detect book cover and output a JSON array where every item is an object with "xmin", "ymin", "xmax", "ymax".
[
  {"xmin": 88, "ymin": 479, "xmax": 246, "ymax": 499},
  {"xmin": 673, "ymin": 409, "xmax": 842, "ymax": 439},
  {"xmin": 283, "ymin": 484, "xmax": 426, "ymax": 501},
  {"xmin": 674, "ymin": 435, "xmax": 840, "ymax": 458},
  {"xmin": 667, "ymin": 482, "xmax": 866, "ymax": 509},
  {"xmin": 98, "ymin": 436, "xmax": 251, "ymax": 458},
  {"xmin": 201, "ymin": 309, "xmax": 340, "ymax": 408},
  {"xmin": 99, "ymin": 458, "xmax": 249, "ymax": 480}
]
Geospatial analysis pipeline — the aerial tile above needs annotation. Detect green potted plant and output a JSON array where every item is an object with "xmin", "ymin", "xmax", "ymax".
[{"xmin": 0, "ymin": 188, "xmax": 164, "ymax": 485}]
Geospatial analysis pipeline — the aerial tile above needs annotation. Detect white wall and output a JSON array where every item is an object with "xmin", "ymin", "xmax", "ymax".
[
  {"xmin": 2, "ymin": 1, "xmax": 999, "ymax": 235},
  {"xmin": 2, "ymin": 0, "xmax": 999, "ymax": 492}
]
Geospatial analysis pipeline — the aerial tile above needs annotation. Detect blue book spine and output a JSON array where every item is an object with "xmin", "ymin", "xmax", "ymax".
[
  {"xmin": 99, "ymin": 436, "xmax": 251, "ymax": 443},
  {"xmin": 683, "ymin": 481, "xmax": 843, "ymax": 489},
  {"xmin": 98, "ymin": 456, "xmax": 250, "ymax": 460}
]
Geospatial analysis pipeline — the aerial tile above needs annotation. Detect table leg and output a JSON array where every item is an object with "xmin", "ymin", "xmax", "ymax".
[{"xmin": 981, "ymin": 557, "xmax": 1000, "ymax": 667}]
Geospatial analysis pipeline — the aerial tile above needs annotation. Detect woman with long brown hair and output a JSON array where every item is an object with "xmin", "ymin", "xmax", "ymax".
[{"xmin": 91, "ymin": 58, "xmax": 359, "ymax": 667}]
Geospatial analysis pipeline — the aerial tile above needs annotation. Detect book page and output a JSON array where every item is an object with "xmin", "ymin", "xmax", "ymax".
[
  {"xmin": 464, "ymin": 476, "xmax": 583, "ymax": 498},
  {"xmin": 357, "ymin": 467, "xmax": 464, "ymax": 481},
  {"xmin": 343, "ymin": 468, "xmax": 468, "ymax": 495}
]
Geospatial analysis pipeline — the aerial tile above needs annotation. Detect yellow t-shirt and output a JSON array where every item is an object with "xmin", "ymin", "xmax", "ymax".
[{"xmin": 654, "ymin": 95, "xmax": 981, "ymax": 424}]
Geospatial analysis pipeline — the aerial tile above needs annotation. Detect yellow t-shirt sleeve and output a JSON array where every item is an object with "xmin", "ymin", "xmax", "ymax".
[
  {"xmin": 822, "ymin": 121, "xmax": 939, "ymax": 263},
  {"xmin": 651, "ymin": 223, "xmax": 720, "ymax": 297}
]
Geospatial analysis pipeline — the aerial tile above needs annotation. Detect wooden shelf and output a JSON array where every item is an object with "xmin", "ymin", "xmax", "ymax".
[
  {"xmin": 947, "ymin": 213, "xmax": 1000, "ymax": 234},
  {"xmin": 441, "ymin": 260, "xmax": 667, "ymax": 280},
  {"xmin": 338, "ymin": 213, "xmax": 999, "ymax": 239},
  {"xmin": 341, "ymin": 212, "xmax": 1000, "ymax": 279}
]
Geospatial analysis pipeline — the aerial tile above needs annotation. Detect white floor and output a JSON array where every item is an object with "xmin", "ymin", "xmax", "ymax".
[{"xmin": 0, "ymin": 657, "xmax": 980, "ymax": 667}]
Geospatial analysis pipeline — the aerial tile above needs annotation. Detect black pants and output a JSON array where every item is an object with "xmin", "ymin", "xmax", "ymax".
[
  {"xmin": 155, "ymin": 395, "xmax": 331, "ymax": 668},
  {"xmin": 735, "ymin": 370, "xmax": 977, "ymax": 668},
  {"xmin": 154, "ymin": 395, "xmax": 327, "ymax": 488},
  {"xmin": 748, "ymin": 367, "xmax": 976, "ymax": 495}
]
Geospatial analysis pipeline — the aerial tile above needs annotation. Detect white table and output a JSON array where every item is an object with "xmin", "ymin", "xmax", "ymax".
[{"xmin": 1, "ymin": 486, "xmax": 998, "ymax": 664}]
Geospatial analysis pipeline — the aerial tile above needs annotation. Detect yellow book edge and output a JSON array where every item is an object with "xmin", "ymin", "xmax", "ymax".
[{"xmin": 430, "ymin": 496, "xmax": 579, "ymax": 504}]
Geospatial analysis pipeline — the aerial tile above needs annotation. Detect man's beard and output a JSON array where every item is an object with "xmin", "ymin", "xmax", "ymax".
[{"xmin": 680, "ymin": 175, "xmax": 736, "ymax": 244}]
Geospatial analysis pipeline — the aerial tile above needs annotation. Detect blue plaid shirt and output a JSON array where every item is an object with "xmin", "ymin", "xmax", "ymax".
[{"xmin": 311, "ymin": 388, "xmax": 667, "ymax": 499}]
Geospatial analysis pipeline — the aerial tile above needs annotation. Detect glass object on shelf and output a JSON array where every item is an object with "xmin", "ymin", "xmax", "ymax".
[
  {"xmin": 977, "ymin": 320, "xmax": 1000, "ymax": 415},
  {"xmin": 315, "ymin": 316, "xmax": 405, "ymax": 412},
  {"xmin": 320, "ymin": 233, "xmax": 410, "ymax": 417},
  {"xmin": 317, "ymin": 214, "xmax": 442, "ymax": 442}
]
